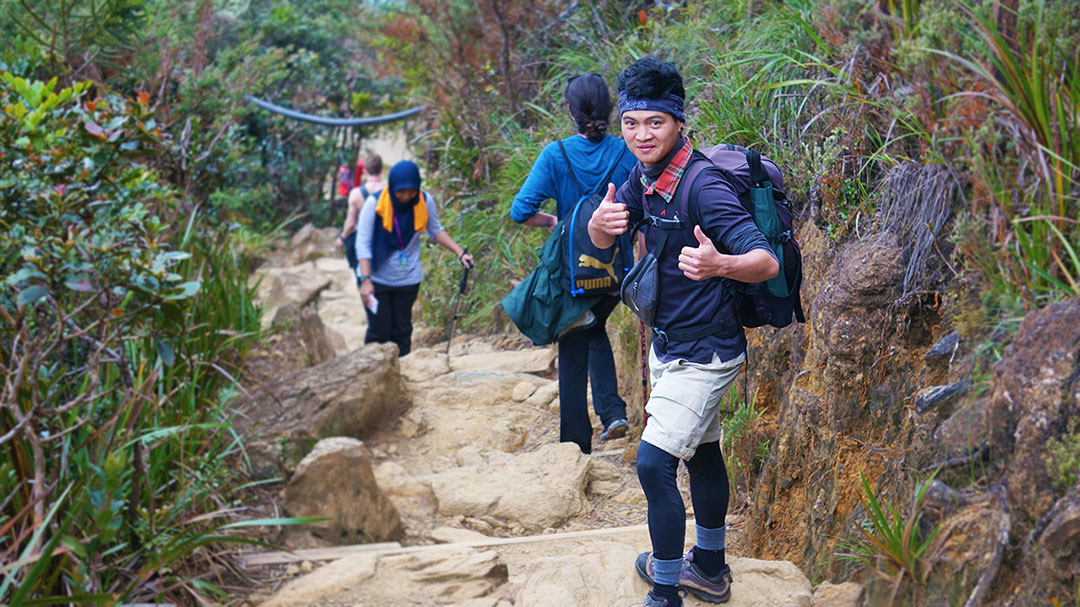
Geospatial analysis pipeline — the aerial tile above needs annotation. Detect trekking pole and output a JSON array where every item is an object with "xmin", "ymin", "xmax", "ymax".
[
  {"xmin": 446, "ymin": 250, "xmax": 472, "ymax": 356},
  {"xmin": 639, "ymin": 319, "xmax": 649, "ymax": 425}
]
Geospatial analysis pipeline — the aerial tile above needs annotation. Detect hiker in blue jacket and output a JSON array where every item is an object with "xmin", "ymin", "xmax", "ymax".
[
  {"xmin": 356, "ymin": 160, "xmax": 474, "ymax": 357},
  {"xmin": 589, "ymin": 57, "xmax": 779, "ymax": 607},
  {"xmin": 509, "ymin": 73, "xmax": 637, "ymax": 454}
]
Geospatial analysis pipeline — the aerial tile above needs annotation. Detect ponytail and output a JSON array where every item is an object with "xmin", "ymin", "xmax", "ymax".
[{"xmin": 565, "ymin": 73, "xmax": 613, "ymax": 143}]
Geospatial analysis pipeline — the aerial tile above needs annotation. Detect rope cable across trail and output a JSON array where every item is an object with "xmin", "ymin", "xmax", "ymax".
[
  {"xmin": 244, "ymin": 95, "xmax": 426, "ymax": 127},
  {"xmin": 244, "ymin": 96, "xmax": 426, "ymax": 209}
]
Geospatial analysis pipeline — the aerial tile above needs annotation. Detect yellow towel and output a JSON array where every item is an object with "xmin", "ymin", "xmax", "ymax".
[{"xmin": 375, "ymin": 188, "xmax": 427, "ymax": 233}]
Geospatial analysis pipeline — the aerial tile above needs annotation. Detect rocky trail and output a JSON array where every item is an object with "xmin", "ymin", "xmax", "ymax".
[{"xmin": 231, "ymin": 226, "xmax": 864, "ymax": 607}]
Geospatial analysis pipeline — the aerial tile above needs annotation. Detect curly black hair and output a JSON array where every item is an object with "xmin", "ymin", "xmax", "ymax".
[{"xmin": 616, "ymin": 56, "xmax": 685, "ymax": 101}]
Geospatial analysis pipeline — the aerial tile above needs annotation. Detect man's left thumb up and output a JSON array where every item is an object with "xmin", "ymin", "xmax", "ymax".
[{"xmin": 693, "ymin": 225, "xmax": 711, "ymax": 247}]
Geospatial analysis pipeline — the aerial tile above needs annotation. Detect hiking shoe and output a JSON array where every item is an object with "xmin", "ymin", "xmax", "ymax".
[
  {"xmin": 639, "ymin": 590, "xmax": 678, "ymax": 607},
  {"xmin": 636, "ymin": 550, "xmax": 733, "ymax": 604},
  {"xmin": 600, "ymin": 418, "xmax": 629, "ymax": 441}
]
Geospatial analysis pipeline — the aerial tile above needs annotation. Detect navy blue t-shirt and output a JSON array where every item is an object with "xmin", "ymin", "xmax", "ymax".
[{"xmin": 613, "ymin": 149, "xmax": 776, "ymax": 364}]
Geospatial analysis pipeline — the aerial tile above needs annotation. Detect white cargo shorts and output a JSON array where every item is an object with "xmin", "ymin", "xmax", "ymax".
[{"xmin": 640, "ymin": 346, "xmax": 746, "ymax": 460}]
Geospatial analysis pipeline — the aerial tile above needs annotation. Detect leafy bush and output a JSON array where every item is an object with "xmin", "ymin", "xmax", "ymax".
[{"xmin": 0, "ymin": 72, "xmax": 264, "ymax": 603}]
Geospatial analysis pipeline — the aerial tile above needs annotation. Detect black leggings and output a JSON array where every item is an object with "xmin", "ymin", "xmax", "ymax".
[
  {"xmin": 363, "ymin": 282, "xmax": 420, "ymax": 356},
  {"xmin": 637, "ymin": 440, "xmax": 730, "ymax": 560}
]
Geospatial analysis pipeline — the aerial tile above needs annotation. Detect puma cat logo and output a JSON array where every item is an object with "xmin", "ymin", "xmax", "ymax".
[{"xmin": 578, "ymin": 246, "xmax": 620, "ymax": 282}]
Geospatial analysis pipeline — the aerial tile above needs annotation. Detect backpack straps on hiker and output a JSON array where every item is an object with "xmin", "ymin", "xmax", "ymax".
[{"xmin": 628, "ymin": 199, "xmax": 737, "ymax": 345}]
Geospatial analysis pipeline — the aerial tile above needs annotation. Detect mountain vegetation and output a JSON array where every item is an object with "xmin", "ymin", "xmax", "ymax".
[{"xmin": 1, "ymin": 0, "xmax": 1077, "ymax": 605}]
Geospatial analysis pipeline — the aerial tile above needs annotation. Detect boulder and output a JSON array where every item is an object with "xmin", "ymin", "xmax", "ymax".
[
  {"xmin": 512, "ymin": 379, "xmax": 540, "ymax": 402},
  {"xmin": 406, "ymin": 371, "xmax": 542, "ymax": 456},
  {"xmin": 314, "ymin": 291, "xmax": 368, "ymax": 355},
  {"xmin": 289, "ymin": 223, "xmax": 340, "ymax": 264},
  {"xmin": 811, "ymin": 581, "xmax": 864, "ymax": 607},
  {"xmin": 283, "ymin": 437, "xmax": 402, "ymax": 546},
  {"xmin": 524, "ymin": 381, "xmax": 559, "ymax": 410},
  {"xmin": 449, "ymin": 347, "xmax": 557, "ymax": 375},
  {"xmin": 374, "ymin": 459, "xmax": 440, "ymax": 523},
  {"xmin": 298, "ymin": 305, "xmax": 335, "ymax": 366},
  {"xmin": 252, "ymin": 261, "xmax": 332, "ymax": 328},
  {"xmin": 259, "ymin": 552, "xmax": 377, "ymax": 607},
  {"xmin": 430, "ymin": 442, "xmax": 592, "ymax": 531},
  {"xmin": 312, "ymin": 256, "xmax": 358, "ymax": 293},
  {"xmin": 234, "ymin": 342, "xmax": 409, "ymax": 468}
]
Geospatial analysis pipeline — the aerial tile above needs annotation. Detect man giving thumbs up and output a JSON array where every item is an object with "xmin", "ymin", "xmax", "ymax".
[{"xmin": 586, "ymin": 56, "xmax": 778, "ymax": 607}]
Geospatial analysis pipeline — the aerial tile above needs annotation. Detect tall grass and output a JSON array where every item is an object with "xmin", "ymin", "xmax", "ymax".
[{"xmin": 933, "ymin": 0, "xmax": 1080, "ymax": 306}]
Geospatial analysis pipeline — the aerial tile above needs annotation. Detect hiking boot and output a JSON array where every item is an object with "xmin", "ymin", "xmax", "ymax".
[
  {"xmin": 600, "ymin": 418, "xmax": 629, "ymax": 441},
  {"xmin": 639, "ymin": 590, "xmax": 679, "ymax": 607},
  {"xmin": 683, "ymin": 549, "xmax": 733, "ymax": 603},
  {"xmin": 635, "ymin": 550, "xmax": 733, "ymax": 604}
]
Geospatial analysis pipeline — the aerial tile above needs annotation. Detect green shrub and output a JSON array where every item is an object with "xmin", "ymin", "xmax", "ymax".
[
  {"xmin": 721, "ymin": 385, "xmax": 767, "ymax": 496},
  {"xmin": 0, "ymin": 72, "xmax": 269, "ymax": 604}
]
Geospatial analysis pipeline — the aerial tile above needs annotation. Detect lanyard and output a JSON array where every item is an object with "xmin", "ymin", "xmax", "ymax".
[{"xmin": 392, "ymin": 216, "xmax": 406, "ymax": 251}]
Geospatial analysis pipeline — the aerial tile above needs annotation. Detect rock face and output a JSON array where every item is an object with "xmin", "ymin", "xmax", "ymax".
[
  {"xmin": 749, "ymin": 233, "xmax": 914, "ymax": 571},
  {"xmin": 430, "ymin": 442, "xmax": 592, "ymax": 531},
  {"xmin": 235, "ymin": 342, "xmax": 410, "ymax": 468},
  {"xmin": 745, "ymin": 224, "xmax": 1080, "ymax": 607},
  {"xmin": 284, "ymin": 437, "xmax": 402, "ymax": 546},
  {"xmin": 259, "ymin": 552, "xmax": 377, "ymax": 607}
]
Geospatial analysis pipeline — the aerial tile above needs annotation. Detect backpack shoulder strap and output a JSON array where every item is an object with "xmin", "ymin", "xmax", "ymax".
[
  {"xmin": 593, "ymin": 146, "xmax": 628, "ymax": 195},
  {"xmin": 678, "ymin": 151, "xmax": 718, "ymax": 233},
  {"xmin": 557, "ymin": 140, "xmax": 586, "ymax": 199}
]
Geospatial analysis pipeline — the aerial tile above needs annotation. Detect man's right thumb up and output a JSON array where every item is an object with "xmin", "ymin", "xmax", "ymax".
[
  {"xmin": 603, "ymin": 182, "xmax": 616, "ymax": 204},
  {"xmin": 693, "ymin": 224, "xmax": 711, "ymax": 246}
]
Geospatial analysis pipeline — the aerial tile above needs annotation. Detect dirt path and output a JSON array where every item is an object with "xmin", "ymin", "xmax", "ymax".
[{"xmin": 237, "ymin": 236, "xmax": 848, "ymax": 607}]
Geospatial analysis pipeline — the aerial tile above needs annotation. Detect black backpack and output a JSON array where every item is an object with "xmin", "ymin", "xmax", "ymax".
[
  {"xmin": 557, "ymin": 141, "xmax": 633, "ymax": 297},
  {"xmin": 681, "ymin": 144, "xmax": 804, "ymax": 328}
]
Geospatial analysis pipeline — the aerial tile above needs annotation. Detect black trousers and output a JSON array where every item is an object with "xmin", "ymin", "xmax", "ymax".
[
  {"xmin": 364, "ymin": 282, "xmax": 421, "ymax": 356},
  {"xmin": 557, "ymin": 295, "xmax": 627, "ymax": 454}
]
